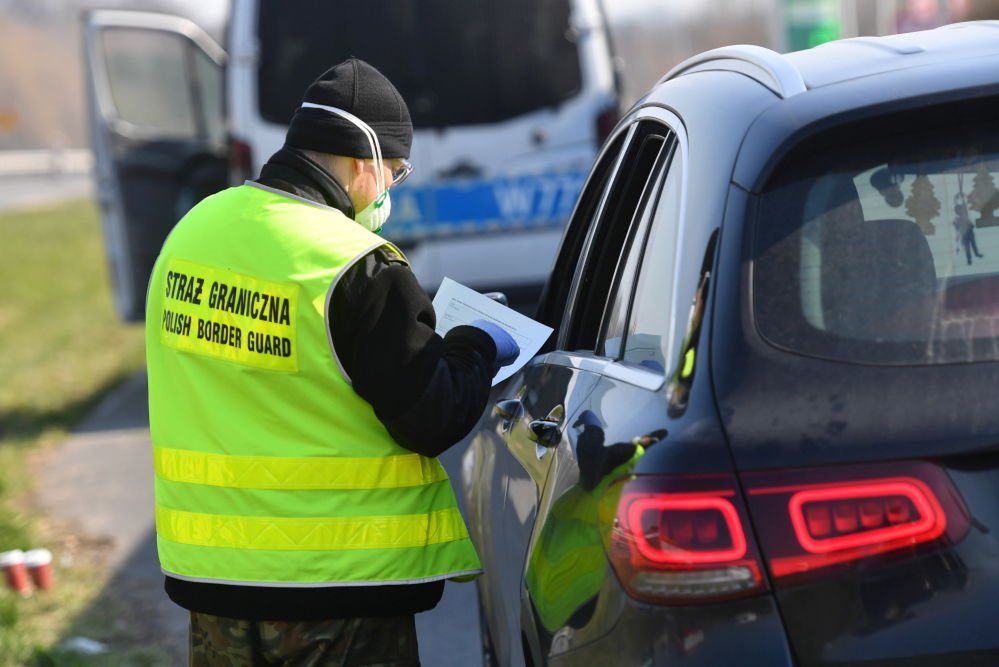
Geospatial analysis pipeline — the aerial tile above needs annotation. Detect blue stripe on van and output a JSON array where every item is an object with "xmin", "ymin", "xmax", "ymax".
[{"xmin": 385, "ymin": 171, "xmax": 587, "ymax": 241}]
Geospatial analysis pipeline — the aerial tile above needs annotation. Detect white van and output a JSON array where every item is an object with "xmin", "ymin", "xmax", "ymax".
[{"xmin": 83, "ymin": 0, "xmax": 619, "ymax": 321}]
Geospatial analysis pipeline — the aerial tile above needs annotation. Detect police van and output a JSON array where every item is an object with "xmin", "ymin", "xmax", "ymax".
[{"xmin": 83, "ymin": 0, "xmax": 619, "ymax": 321}]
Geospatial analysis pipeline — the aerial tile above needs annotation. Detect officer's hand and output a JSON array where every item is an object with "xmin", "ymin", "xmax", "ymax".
[{"xmin": 470, "ymin": 319, "xmax": 520, "ymax": 368}]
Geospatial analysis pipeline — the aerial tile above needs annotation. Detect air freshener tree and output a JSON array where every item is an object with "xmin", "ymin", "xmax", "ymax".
[
  {"xmin": 968, "ymin": 163, "xmax": 999, "ymax": 228},
  {"xmin": 906, "ymin": 174, "xmax": 940, "ymax": 235}
]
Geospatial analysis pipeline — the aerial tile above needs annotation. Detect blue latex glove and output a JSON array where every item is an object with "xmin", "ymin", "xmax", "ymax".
[{"xmin": 470, "ymin": 319, "xmax": 520, "ymax": 367}]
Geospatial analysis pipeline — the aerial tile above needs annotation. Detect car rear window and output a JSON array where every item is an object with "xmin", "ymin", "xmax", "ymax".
[
  {"xmin": 754, "ymin": 99, "xmax": 999, "ymax": 365},
  {"xmin": 256, "ymin": 0, "xmax": 582, "ymax": 129}
]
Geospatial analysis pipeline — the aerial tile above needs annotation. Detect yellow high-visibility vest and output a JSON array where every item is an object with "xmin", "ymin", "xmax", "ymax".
[{"xmin": 145, "ymin": 182, "xmax": 481, "ymax": 586}]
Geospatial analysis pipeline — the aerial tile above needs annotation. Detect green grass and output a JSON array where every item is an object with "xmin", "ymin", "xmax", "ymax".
[
  {"xmin": 0, "ymin": 198, "xmax": 149, "ymax": 665},
  {"xmin": 0, "ymin": 199, "xmax": 145, "ymax": 444}
]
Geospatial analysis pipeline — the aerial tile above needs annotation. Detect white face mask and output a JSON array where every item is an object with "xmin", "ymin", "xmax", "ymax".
[
  {"xmin": 355, "ymin": 189, "xmax": 391, "ymax": 233},
  {"xmin": 299, "ymin": 101, "xmax": 391, "ymax": 233}
]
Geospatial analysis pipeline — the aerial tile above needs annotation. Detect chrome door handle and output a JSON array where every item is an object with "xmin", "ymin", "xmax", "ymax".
[
  {"xmin": 528, "ymin": 419, "xmax": 562, "ymax": 447},
  {"xmin": 483, "ymin": 291, "xmax": 508, "ymax": 307}
]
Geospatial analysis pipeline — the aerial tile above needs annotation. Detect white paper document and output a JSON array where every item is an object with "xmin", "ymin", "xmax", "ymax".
[{"xmin": 432, "ymin": 278, "xmax": 554, "ymax": 386}]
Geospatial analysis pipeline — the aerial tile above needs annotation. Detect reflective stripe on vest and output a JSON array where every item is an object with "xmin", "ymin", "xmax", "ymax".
[
  {"xmin": 145, "ymin": 184, "xmax": 481, "ymax": 586},
  {"xmin": 154, "ymin": 447, "xmax": 449, "ymax": 490},
  {"xmin": 156, "ymin": 506, "xmax": 468, "ymax": 551}
]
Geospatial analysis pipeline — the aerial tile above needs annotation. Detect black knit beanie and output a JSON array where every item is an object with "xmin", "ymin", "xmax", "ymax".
[{"xmin": 285, "ymin": 58, "xmax": 413, "ymax": 159}]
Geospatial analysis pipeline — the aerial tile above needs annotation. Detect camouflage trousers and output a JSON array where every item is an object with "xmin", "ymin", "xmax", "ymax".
[{"xmin": 189, "ymin": 612, "xmax": 421, "ymax": 667}]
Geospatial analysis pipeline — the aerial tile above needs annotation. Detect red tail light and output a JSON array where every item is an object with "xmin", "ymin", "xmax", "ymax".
[
  {"xmin": 600, "ymin": 475, "xmax": 766, "ymax": 604},
  {"xmin": 228, "ymin": 137, "xmax": 254, "ymax": 185},
  {"xmin": 742, "ymin": 462, "xmax": 969, "ymax": 582},
  {"xmin": 595, "ymin": 106, "xmax": 619, "ymax": 145}
]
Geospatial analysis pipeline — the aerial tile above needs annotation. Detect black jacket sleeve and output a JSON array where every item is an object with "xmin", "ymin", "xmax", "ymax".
[{"xmin": 329, "ymin": 247, "xmax": 498, "ymax": 458}]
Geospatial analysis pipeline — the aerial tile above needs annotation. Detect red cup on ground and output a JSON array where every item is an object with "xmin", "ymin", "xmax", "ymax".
[
  {"xmin": 0, "ymin": 550, "xmax": 31, "ymax": 595},
  {"xmin": 24, "ymin": 549, "xmax": 54, "ymax": 591}
]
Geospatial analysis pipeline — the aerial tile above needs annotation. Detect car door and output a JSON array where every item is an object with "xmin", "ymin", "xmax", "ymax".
[
  {"xmin": 521, "ymin": 108, "xmax": 709, "ymax": 663},
  {"xmin": 482, "ymin": 119, "xmax": 675, "ymax": 666},
  {"xmin": 83, "ymin": 11, "xmax": 228, "ymax": 321},
  {"xmin": 467, "ymin": 126, "xmax": 626, "ymax": 667}
]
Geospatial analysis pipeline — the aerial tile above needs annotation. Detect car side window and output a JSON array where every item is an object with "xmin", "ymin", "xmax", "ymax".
[
  {"xmin": 562, "ymin": 122, "xmax": 671, "ymax": 353},
  {"xmin": 619, "ymin": 138, "xmax": 685, "ymax": 372},
  {"xmin": 599, "ymin": 135, "xmax": 677, "ymax": 358},
  {"xmin": 535, "ymin": 131, "xmax": 628, "ymax": 345}
]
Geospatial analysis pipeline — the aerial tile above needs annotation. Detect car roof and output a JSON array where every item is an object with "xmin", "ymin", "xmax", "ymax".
[
  {"xmin": 787, "ymin": 21, "xmax": 999, "ymax": 89},
  {"xmin": 659, "ymin": 20, "xmax": 999, "ymax": 99},
  {"xmin": 641, "ymin": 21, "xmax": 999, "ymax": 193}
]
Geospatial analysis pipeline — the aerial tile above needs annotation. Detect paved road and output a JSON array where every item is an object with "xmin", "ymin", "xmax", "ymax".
[
  {"xmin": 0, "ymin": 173, "xmax": 92, "ymax": 211},
  {"xmin": 36, "ymin": 372, "xmax": 482, "ymax": 665}
]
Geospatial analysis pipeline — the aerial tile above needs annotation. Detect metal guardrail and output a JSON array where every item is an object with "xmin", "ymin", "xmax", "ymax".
[{"xmin": 0, "ymin": 149, "xmax": 94, "ymax": 176}]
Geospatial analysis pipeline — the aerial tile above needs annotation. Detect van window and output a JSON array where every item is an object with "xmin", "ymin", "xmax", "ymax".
[
  {"xmin": 256, "ymin": 0, "xmax": 583, "ymax": 129},
  {"xmin": 101, "ymin": 28, "xmax": 197, "ymax": 136},
  {"xmin": 191, "ymin": 48, "xmax": 225, "ymax": 145},
  {"xmin": 755, "ymin": 101, "xmax": 999, "ymax": 365}
]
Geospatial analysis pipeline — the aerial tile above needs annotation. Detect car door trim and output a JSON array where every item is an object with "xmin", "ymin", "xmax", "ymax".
[
  {"xmin": 601, "ymin": 360, "xmax": 666, "ymax": 391},
  {"xmin": 536, "ymin": 350, "xmax": 611, "ymax": 375},
  {"xmin": 630, "ymin": 106, "xmax": 691, "ymax": 377},
  {"xmin": 541, "ymin": 349, "xmax": 664, "ymax": 391}
]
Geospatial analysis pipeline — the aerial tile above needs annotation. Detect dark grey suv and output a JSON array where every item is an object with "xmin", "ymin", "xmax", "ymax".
[{"xmin": 461, "ymin": 22, "xmax": 999, "ymax": 667}]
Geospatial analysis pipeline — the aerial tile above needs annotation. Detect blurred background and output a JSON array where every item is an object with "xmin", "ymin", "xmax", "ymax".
[
  {"xmin": 4, "ymin": 0, "xmax": 999, "ymax": 153},
  {"xmin": 1, "ymin": 0, "xmax": 998, "ymax": 665},
  {"xmin": 0, "ymin": 0, "xmax": 999, "ymax": 153}
]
